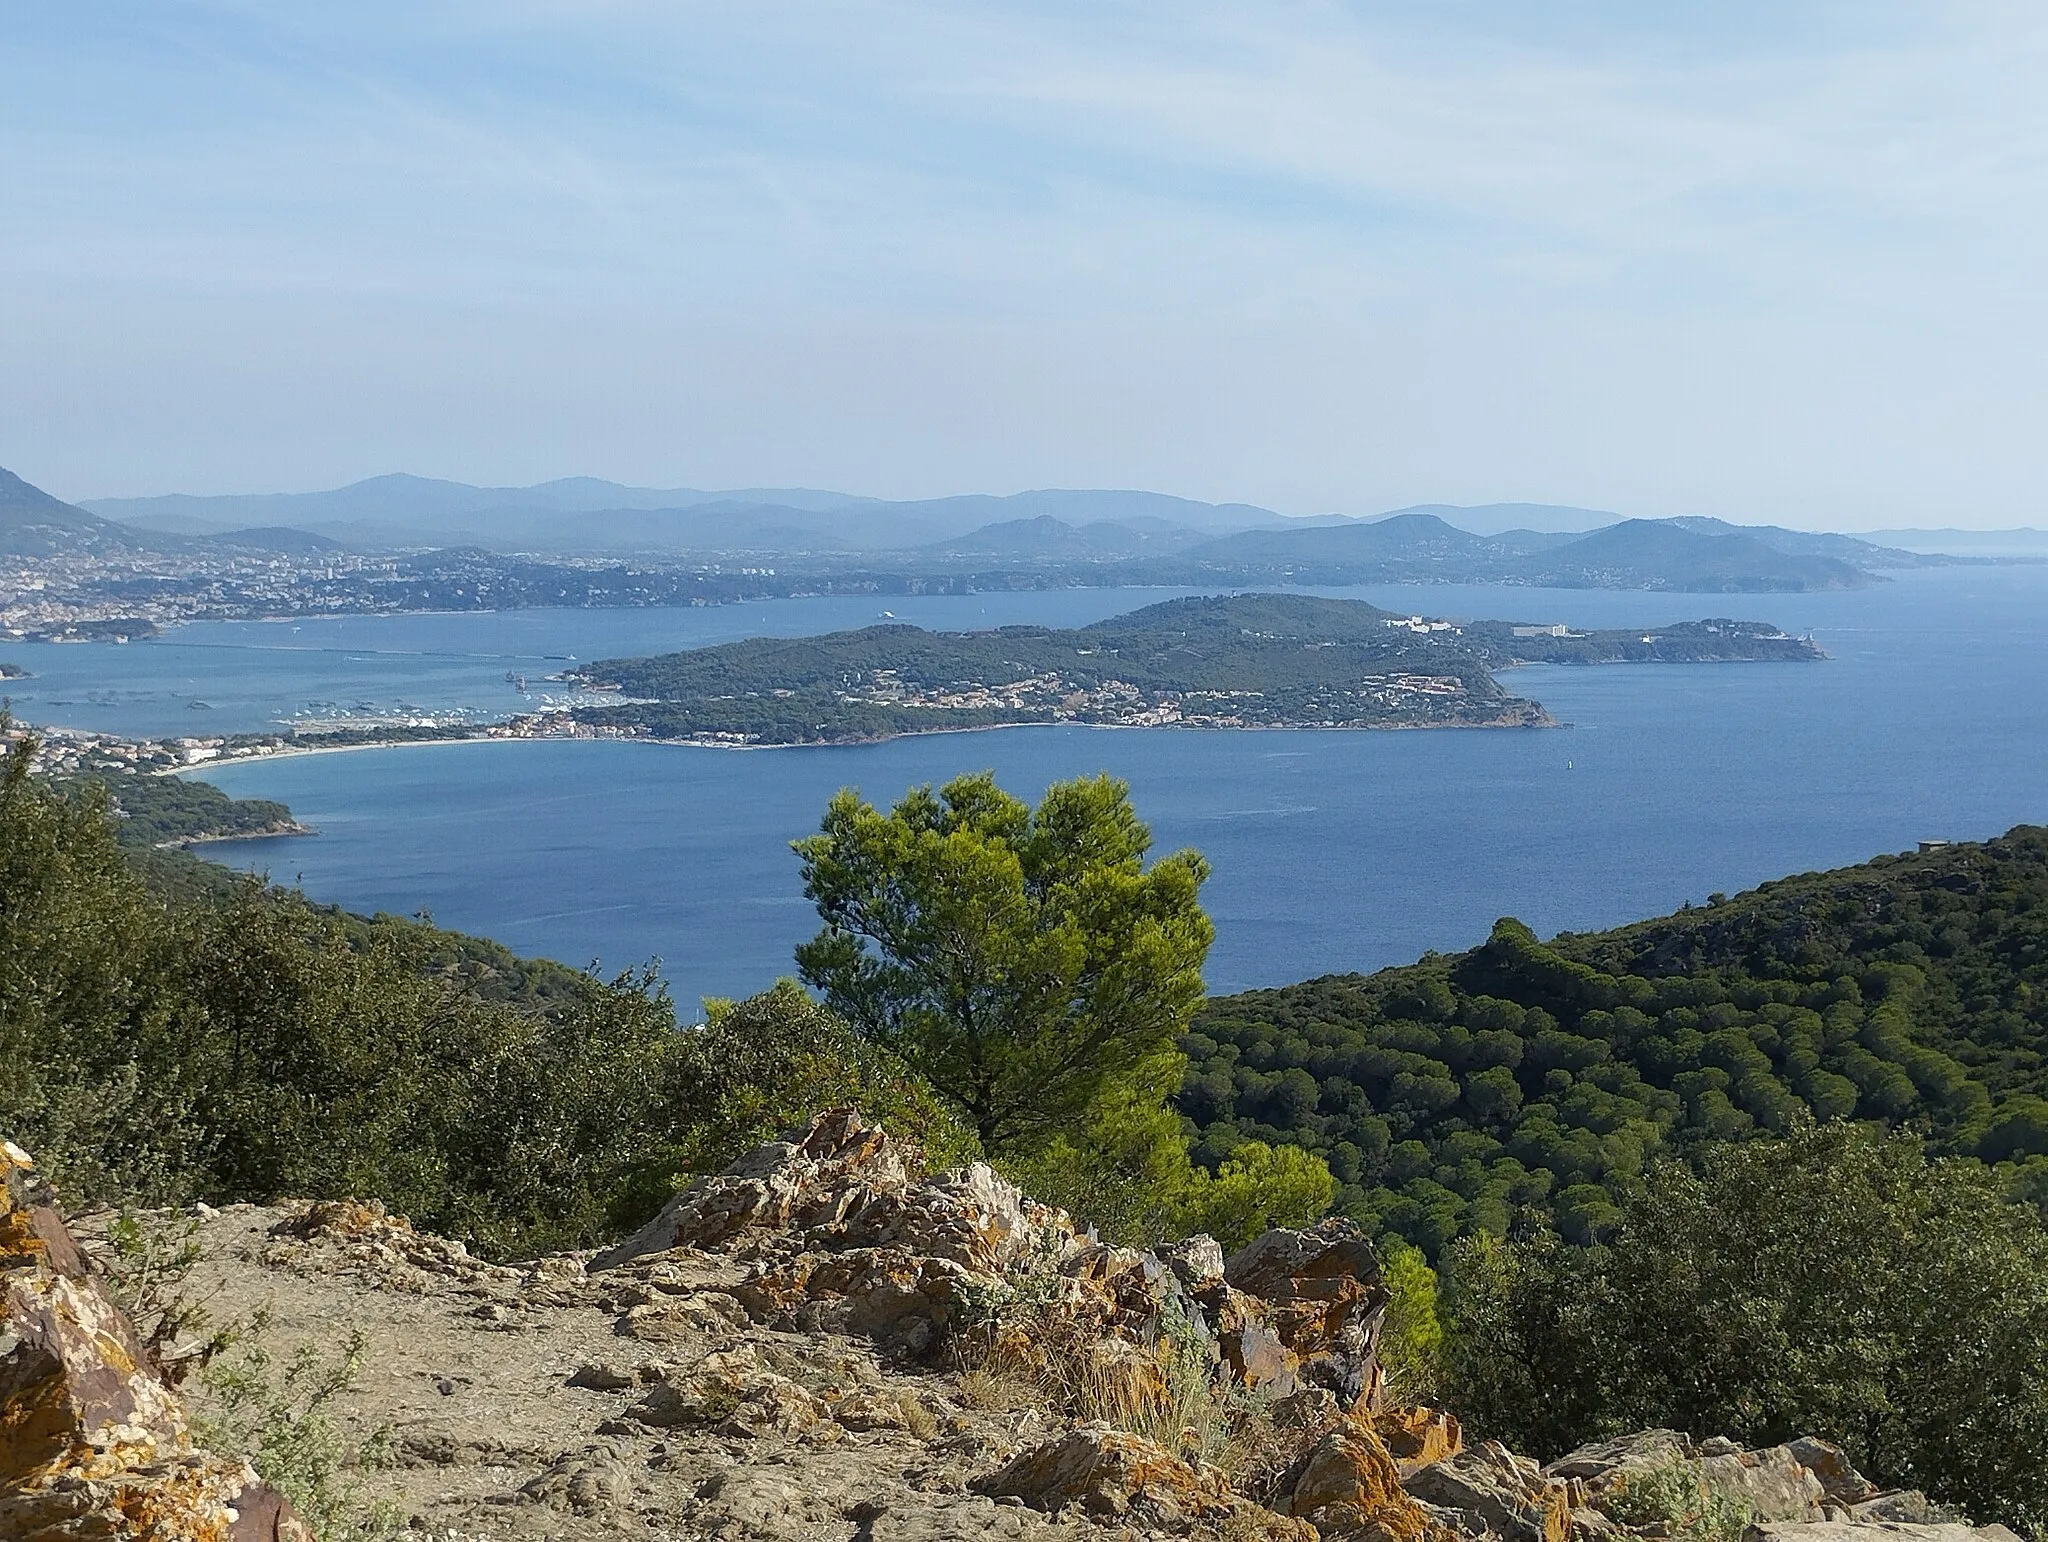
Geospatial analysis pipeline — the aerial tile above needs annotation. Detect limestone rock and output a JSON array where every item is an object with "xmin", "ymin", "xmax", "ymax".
[
  {"xmin": 1406, "ymin": 1441, "xmax": 1573, "ymax": 1542},
  {"xmin": 1699, "ymin": 1445, "xmax": 1826, "ymax": 1523},
  {"xmin": 1549, "ymin": 1431, "xmax": 1831, "ymax": 1525},
  {"xmin": 1220, "ymin": 1218, "xmax": 1389, "ymax": 1404},
  {"xmin": 1277, "ymin": 1408, "xmax": 1448, "ymax": 1541},
  {"xmin": 1786, "ymin": 1440, "xmax": 1882, "ymax": 1508},
  {"xmin": 1845, "ymin": 1493, "xmax": 1961, "ymax": 1525},
  {"xmin": 594, "ymin": 1107, "xmax": 914, "ymax": 1265},
  {"xmin": 1744, "ymin": 1523, "xmax": 2024, "ymax": 1542},
  {"xmin": 1162, "ymin": 1234, "xmax": 1225, "ymax": 1291},
  {"xmin": 1546, "ymin": 1430, "xmax": 1695, "ymax": 1487},
  {"xmin": 0, "ymin": 1138, "xmax": 311, "ymax": 1542},
  {"xmin": 628, "ymin": 1345, "xmax": 829, "ymax": 1437},
  {"xmin": 975, "ymin": 1422, "xmax": 1237, "ymax": 1527},
  {"xmin": 516, "ymin": 1445, "xmax": 640, "ymax": 1525}
]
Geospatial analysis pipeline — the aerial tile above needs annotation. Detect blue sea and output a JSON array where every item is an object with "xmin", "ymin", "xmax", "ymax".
[{"xmin": 13, "ymin": 569, "xmax": 2048, "ymax": 1011}]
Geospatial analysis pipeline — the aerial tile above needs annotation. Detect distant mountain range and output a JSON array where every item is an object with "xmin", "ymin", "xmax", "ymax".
[
  {"xmin": 84, "ymin": 477, "xmax": 1280, "ymax": 552},
  {"xmin": 1, "ymin": 464, "xmax": 2021, "ymax": 594}
]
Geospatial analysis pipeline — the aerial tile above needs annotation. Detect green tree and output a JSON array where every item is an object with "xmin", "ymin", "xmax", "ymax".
[
  {"xmin": 1180, "ymin": 1140, "xmax": 1336, "ymax": 1252},
  {"xmin": 794, "ymin": 771, "xmax": 1213, "ymax": 1154},
  {"xmin": 1376, "ymin": 1240, "xmax": 1446, "ymax": 1403},
  {"xmin": 1443, "ymin": 1122, "xmax": 2048, "ymax": 1534}
]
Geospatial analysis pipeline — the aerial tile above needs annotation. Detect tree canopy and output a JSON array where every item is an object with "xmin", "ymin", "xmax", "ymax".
[
  {"xmin": 1444, "ymin": 1122, "xmax": 2048, "ymax": 1536},
  {"xmin": 0, "ymin": 733, "xmax": 965, "ymax": 1256},
  {"xmin": 1183, "ymin": 827, "xmax": 2048, "ymax": 1255},
  {"xmin": 794, "ymin": 771, "xmax": 1214, "ymax": 1154}
]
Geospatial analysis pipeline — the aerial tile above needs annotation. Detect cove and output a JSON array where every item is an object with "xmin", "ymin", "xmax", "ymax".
[{"xmin": 195, "ymin": 566, "xmax": 2048, "ymax": 1010}]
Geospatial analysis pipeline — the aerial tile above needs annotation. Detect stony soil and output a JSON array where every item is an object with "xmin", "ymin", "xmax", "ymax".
[{"xmin": 175, "ymin": 1199, "xmax": 1098, "ymax": 1541}]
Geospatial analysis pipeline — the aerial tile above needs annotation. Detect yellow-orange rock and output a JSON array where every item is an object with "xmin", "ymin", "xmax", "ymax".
[
  {"xmin": 1279, "ymin": 1409, "xmax": 1449, "ymax": 1542},
  {"xmin": 0, "ymin": 1138, "xmax": 311, "ymax": 1542},
  {"xmin": 977, "ymin": 1422, "xmax": 1233, "ymax": 1523},
  {"xmin": 1375, "ymin": 1405, "xmax": 1462, "ymax": 1475}
]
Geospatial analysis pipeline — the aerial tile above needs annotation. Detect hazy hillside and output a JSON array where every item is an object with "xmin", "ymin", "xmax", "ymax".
[
  {"xmin": 31, "ymin": 461, "xmax": 1972, "ymax": 590},
  {"xmin": 0, "ymin": 466, "xmax": 148, "ymax": 557},
  {"xmin": 1187, "ymin": 510, "xmax": 1491, "ymax": 565},
  {"xmin": 84, "ymin": 473, "xmax": 870, "ymax": 531},
  {"xmin": 1171, "ymin": 511, "xmax": 1880, "ymax": 590},
  {"xmin": 1529, "ymin": 519, "xmax": 1875, "ymax": 590},
  {"xmin": 1665, "ymin": 515, "xmax": 1945, "ymax": 569},
  {"xmin": 85, "ymin": 477, "xmax": 1292, "ymax": 552},
  {"xmin": 1379, "ymin": 502, "xmax": 1621, "ymax": 535}
]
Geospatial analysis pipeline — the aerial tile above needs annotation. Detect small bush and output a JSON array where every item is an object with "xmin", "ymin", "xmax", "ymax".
[
  {"xmin": 1599, "ymin": 1461, "xmax": 1749, "ymax": 1542},
  {"xmin": 194, "ymin": 1319, "xmax": 403, "ymax": 1541},
  {"xmin": 95, "ymin": 1208, "xmax": 235, "ymax": 1383}
]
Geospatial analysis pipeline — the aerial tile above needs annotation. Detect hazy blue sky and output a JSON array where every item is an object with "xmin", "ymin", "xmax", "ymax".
[{"xmin": 5, "ymin": 2, "xmax": 2044, "ymax": 527}]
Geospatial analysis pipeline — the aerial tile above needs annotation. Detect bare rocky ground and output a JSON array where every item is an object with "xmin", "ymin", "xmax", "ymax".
[
  {"xmin": 176, "ymin": 1195, "xmax": 1098, "ymax": 1541},
  {"xmin": 5, "ymin": 1110, "xmax": 2033, "ymax": 1542}
]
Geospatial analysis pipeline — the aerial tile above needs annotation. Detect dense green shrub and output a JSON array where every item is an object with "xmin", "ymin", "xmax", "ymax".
[
  {"xmin": 675, "ymin": 980, "xmax": 981, "ymax": 1175},
  {"xmin": 1186, "ymin": 827, "xmax": 2048, "ymax": 1254},
  {"xmin": 4, "ymin": 744, "xmax": 1323, "ymax": 1261},
  {"xmin": 4, "ymin": 742, "xmax": 942, "ymax": 1256},
  {"xmin": 1441, "ymin": 1122, "xmax": 2048, "ymax": 1535},
  {"xmin": 1, "ymin": 751, "xmax": 686, "ymax": 1254}
]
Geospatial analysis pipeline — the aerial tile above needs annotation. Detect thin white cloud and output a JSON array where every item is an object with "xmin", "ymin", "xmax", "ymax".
[{"xmin": 3, "ymin": 1, "xmax": 2046, "ymax": 519}]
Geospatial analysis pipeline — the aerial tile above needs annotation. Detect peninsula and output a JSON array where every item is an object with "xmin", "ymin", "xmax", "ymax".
[{"xmin": 568, "ymin": 592, "xmax": 1821, "ymax": 745}]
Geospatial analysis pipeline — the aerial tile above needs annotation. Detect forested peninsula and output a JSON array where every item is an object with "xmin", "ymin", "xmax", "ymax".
[{"xmin": 571, "ymin": 591, "xmax": 1820, "ymax": 745}]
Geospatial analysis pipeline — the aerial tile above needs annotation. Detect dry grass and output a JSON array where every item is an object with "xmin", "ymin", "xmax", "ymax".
[{"xmin": 953, "ymin": 1297, "xmax": 1312, "ymax": 1485}]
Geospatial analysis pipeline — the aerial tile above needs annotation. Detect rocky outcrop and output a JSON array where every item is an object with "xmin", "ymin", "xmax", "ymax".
[
  {"xmin": 593, "ymin": 1107, "xmax": 1390, "ymax": 1405},
  {"xmin": 1546, "ymin": 1429, "xmax": 1966, "ymax": 1532},
  {"xmin": 8, "ymin": 1109, "xmax": 2033, "ymax": 1542},
  {"xmin": 1275, "ymin": 1408, "xmax": 1448, "ymax": 1541},
  {"xmin": 1408, "ymin": 1441, "xmax": 1574, "ymax": 1542},
  {"xmin": 0, "ymin": 1140, "xmax": 309, "ymax": 1542},
  {"xmin": 1745, "ymin": 1525, "xmax": 2024, "ymax": 1542},
  {"xmin": 977, "ymin": 1423, "xmax": 1236, "ymax": 1526}
]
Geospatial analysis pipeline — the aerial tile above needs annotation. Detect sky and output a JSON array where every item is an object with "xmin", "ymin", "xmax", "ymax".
[{"xmin": 4, "ymin": 2, "xmax": 2046, "ymax": 528}]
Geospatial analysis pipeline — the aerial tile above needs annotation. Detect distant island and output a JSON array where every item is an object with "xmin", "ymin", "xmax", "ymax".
[{"xmin": 568, "ymin": 592, "xmax": 1822, "ymax": 745}]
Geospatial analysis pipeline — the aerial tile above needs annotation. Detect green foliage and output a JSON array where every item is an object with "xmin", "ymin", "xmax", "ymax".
[
  {"xmin": 675, "ymin": 979, "xmax": 981, "ymax": 1176},
  {"xmin": 795, "ymin": 771, "xmax": 1214, "ymax": 1155},
  {"xmin": 1375, "ymin": 1240, "xmax": 1445, "ymax": 1404},
  {"xmin": 582, "ymin": 594, "xmax": 1818, "ymax": 745},
  {"xmin": 1442, "ymin": 1122, "xmax": 2048, "ymax": 1535},
  {"xmin": 79, "ymin": 770, "xmax": 297, "ymax": 847},
  {"xmin": 1005, "ymin": 1060, "xmax": 1207, "ymax": 1247},
  {"xmin": 4, "ymin": 735, "xmax": 974, "ymax": 1258},
  {"xmin": 1186, "ymin": 826, "xmax": 2048, "ymax": 1255},
  {"xmin": 97, "ymin": 1208, "xmax": 236, "ymax": 1382},
  {"xmin": 194, "ymin": 1319, "xmax": 404, "ymax": 1541},
  {"xmin": 1003, "ymin": 1051, "xmax": 1334, "ymax": 1250},
  {"xmin": 1179, "ymin": 1140, "xmax": 1335, "ymax": 1252},
  {"xmin": 1596, "ymin": 1462, "xmax": 1750, "ymax": 1542}
]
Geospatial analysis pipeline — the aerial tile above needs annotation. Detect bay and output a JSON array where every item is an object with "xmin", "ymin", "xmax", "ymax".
[{"xmin": 160, "ymin": 566, "xmax": 2048, "ymax": 1012}]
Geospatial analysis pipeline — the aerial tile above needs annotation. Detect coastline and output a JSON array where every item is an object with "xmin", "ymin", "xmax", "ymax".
[
  {"xmin": 158, "ymin": 820, "xmax": 316, "ymax": 847},
  {"xmin": 175, "ymin": 709, "xmax": 1561, "ymax": 773}
]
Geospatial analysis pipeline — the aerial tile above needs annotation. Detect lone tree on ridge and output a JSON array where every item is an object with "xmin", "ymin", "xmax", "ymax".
[{"xmin": 792, "ymin": 771, "xmax": 1212, "ymax": 1155}]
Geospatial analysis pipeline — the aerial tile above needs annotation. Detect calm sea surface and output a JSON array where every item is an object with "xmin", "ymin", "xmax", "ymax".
[{"xmin": 15, "ymin": 569, "xmax": 2048, "ymax": 1010}]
